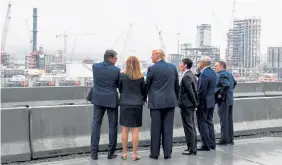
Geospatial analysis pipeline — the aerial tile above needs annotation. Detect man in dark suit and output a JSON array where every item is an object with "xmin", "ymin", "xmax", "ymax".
[
  {"xmin": 178, "ymin": 58, "xmax": 198, "ymax": 155},
  {"xmin": 214, "ymin": 61, "xmax": 237, "ymax": 145},
  {"xmin": 90, "ymin": 50, "xmax": 120, "ymax": 160},
  {"xmin": 196, "ymin": 56, "xmax": 217, "ymax": 151},
  {"xmin": 146, "ymin": 49, "xmax": 179, "ymax": 159}
]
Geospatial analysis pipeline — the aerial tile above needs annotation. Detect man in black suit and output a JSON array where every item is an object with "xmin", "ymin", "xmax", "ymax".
[
  {"xmin": 90, "ymin": 50, "xmax": 120, "ymax": 160},
  {"xmin": 196, "ymin": 56, "xmax": 217, "ymax": 151},
  {"xmin": 214, "ymin": 61, "xmax": 237, "ymax": 145},
  {"xmin": 178, "ymin": 58, "xmax": 198, "ymax": 155},
  {"xmin": 145, "ymin": 49, "xmax": 179, "ymax": 159}
]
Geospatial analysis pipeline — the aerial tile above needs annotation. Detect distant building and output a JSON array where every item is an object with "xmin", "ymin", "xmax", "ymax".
[
  {"xmin": 26, "ymin": 47, "xmax": 65, "ymax": 72},
  {"xmin": 267, "ymin": 47, "xmax": 282, "ymax": 68},
  {"xmin": 226, "ymin": 18, "xmax": 261, "ymax": 76},
  {"xmin": 180, "ymin": 46, "xmax": 220, "ymax": 66},
  {"xmin": 1, "ymin": 53, "xmax": 15, "ymax": 68},
  {"xmin": 196, "ymin": 24, "xmax": 211, "ymax": 48},
  {"xmin": 266, "ymin": 47, "xmax": 282, "ymax": 78}
]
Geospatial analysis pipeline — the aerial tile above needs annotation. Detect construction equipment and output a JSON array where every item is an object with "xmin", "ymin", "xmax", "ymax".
[
  {"xmin": 156, "ymin": 26, "xmax": 166, "ymax": 53},
  {"xmin": 70, "ymin": 39, "xmax": 76, "ymax": 63},
  {"xmin": 25, "ymin": 19, "xmax": 33, "ymax": 52},
  {"xmin": 1, "ymin": 2, "xmax": 12, "ymax": 66},
  {"xmin": 56, "ymin": 32, "xmax": 96, "ymax": 63}
]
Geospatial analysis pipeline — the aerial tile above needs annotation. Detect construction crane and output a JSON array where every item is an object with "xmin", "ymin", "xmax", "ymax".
[
  {"xmin": 156, "ymin": 26, "xmax": 166, "ymax": 53},
  {"xmin": 70, "ymin": 39, "xmax": 76, "ymax": 63},
  {"xmin": 120, "ymin": 24, "xmax": 133, "ymax": 63},
  {"xmin": 25, "ymin": 19, "xmax": 33, "ymax": 52},
  {"xmin": 56, "ymin": 32, "xmax": 96, "ymax": 63},
  {"xmin": 1, "ymin": 2, "xmax": 12, "ymax": 59},
  {"xmin": 211, "ymin": 0, "xmax": 236, "ymax": 69}
]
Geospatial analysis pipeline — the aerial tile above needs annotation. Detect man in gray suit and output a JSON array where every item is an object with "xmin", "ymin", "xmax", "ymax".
[
  {"xmin": 178, "ymin": 58, "xmax": 198, "ymax": 155},
  {"xmin": 145, "ymin": 49, "xmax": 179, "ymax": 159},
  {"xmin": 90, "ymin": 50, "xmax": 120, "ymax": 160}
]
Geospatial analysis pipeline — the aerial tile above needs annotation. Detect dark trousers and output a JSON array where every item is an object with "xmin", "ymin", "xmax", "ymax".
[
  {"xmin": 218, "ymin": 100, "xmax": 228, "ymax": 143},
  {"xmin": 180, "ymin": 107, "xmax": 197, "ymax": 152},
  {"xmin": 196, "ymin": 106, "xmax": 215, "ymax": 149},
  {"xmin": 150, "ymin": 108, "xmax": 175, "ymax": 157},
  {"xmin": 91, "ymin": 105, "xmax": 118, "ymax": 154},
  {"xmin": 228, "ymin": 105, "xmax": 234, "ymax": 143},
  {"xmin": 218, "ymin": 101, "xmax": 234, "ymax": 143}
]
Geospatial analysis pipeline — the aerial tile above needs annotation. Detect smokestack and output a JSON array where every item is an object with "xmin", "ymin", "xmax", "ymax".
[{"xmin": 32, "ymin": 8, "xmax": 38, "ymax": 52}]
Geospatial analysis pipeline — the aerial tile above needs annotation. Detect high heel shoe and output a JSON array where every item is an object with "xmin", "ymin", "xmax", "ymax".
[
  {"xmin": 132, "ymin": 154, "xmax": 141, "ymax": 161},
  {"xmin": 121, "ymin": 153, "xmax": 127, "ymax": 160}
]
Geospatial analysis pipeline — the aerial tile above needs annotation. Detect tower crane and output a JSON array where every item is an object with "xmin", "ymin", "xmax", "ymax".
[
  {"xmin": 156, "ymin": 26, "xmax": 166, "ymax": 54},
  {"xmin": 211, "ymin": 0, "xmax": 236, "ymax": 71},
  {"xmin": 120, "ymin": 23, "xmax": 133, "ymax": 63},
  {"xmin": 56, "ymin": 32, "xmax": 96, "ymax": 63},
  {"xmin": 1, "ymin": 3, "xmax": 12, "ymax": 64},
  {"xmin": 25, "ymin": 19, "xmax": 33, "ymax": 52}
]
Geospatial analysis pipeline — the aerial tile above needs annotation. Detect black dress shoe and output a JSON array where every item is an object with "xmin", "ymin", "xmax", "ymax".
[
  {"xmin": 164, "ymin": 155, "xmax": 171, "ymax": 159},
  {"xmin": 107, "ymin": 153, "xmax": 117, "ymax": 159},
  {"xmin": 228, "ymin": 141, "xmax": 234, "ymax": 145},
  {"xmin": 216, "ymin": 141, "xmax": 228, "ymax": 145},
  {"xmin": 91, "ymin": 153, "xmax": 98, "ymax": 160},
  {"xmin": 149, "ymin": 154, "xmax": 158, "ymax": 159},
  {"xmin": 197, "ymin": 147, "xmax": 210, "ymax": 151},
  {"xmin": 182, "ymin": 151, "xmax": 197, "ymax": 155}
]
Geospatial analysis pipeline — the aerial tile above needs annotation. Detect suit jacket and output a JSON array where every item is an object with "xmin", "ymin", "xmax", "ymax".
[
  {"xmin": 90, "ymin": 61, "xmax": 120, "ymax": 108},
  {"xmin": 215, "ymin": 70, "xmax": 237, "ymax": 105},
  {"xmin": 118, "ymin": 73, "xmax": 146, "ymax": 106},
  {"xmin": 178, "ymin": 70, "xmax": 198, "ymax": 109},
  {"xmin": 145, "ymin": 60, "xmax": 179, "ymax": 109},
  {"xmin": 197, "ymin": 67, "xmax": 217, "ymax": 109}
]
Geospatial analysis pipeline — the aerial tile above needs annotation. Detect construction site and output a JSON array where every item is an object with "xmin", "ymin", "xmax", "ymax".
[
  {"xmin": 1, "ymin": 0, "xmax": 281, "ymax": 87},
  {"xmin": 226, "ymin": 18, "xmax": 262, "ymax": 78},
  {"xmin": 168, "ymin": 24, "xmax": 220, "ymax": 72},
  {"xmin": 0, "ymin": 3, "xmax": 97, "ymax": 87}
]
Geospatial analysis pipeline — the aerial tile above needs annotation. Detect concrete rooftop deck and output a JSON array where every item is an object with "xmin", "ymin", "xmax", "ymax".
[{"xmin": 28, "ymin": 137, "xmax": 282, "ymax": 165}]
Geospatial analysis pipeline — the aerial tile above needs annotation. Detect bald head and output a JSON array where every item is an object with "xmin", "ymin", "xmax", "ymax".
[{"xmin": 200, "ymin": 56, "xmax": 211, "ymax": 66}]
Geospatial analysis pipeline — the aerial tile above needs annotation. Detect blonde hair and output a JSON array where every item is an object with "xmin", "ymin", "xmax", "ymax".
[
  {"xmin": 123, "ymin": 56, "xmax": 143, "ymax": 80},
  {"xmin": 152, "ymin": 49, "xmax": 165, "ymax": 60}
]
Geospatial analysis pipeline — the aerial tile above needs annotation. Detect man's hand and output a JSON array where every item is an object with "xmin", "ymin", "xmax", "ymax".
[
  {"xmin": 196, "ymin": 67, "xmax": 201, "ymax": 74},
  {"xmin": 143, "ymin": 101, "xmax": 148, "ymax": 107},
  {"xmin": 218, "ymin": 94, "xmax": 222, "ymax": 98}
]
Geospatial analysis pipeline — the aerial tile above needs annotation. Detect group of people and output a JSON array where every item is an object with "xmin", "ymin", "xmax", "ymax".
[{"xmin": 87, "ymin": 49, "xmax": 237, "ymax": 161}]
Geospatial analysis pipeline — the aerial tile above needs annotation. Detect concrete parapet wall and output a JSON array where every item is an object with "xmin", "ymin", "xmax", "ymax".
[
  {"xmin": 1, "ymin": 107, "xmax": 31, "ymax": 163},
  {"xmin": 1, "ymin": 96, "xmax": 282, "ymax": 163},
  {"xmin": 2, "ymin": 82, "xmax": 282, "ymax": 108},
  {"xmin": 1, "ymin": 86, "xmax": 89, "ymax": 103},
  {"xmin": 29, "ymin": 96, "xmax": 282, "ymax": 159}
]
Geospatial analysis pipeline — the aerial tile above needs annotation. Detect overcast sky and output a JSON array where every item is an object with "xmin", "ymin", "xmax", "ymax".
[{"xmin": 1, "ymin": 0, "xmax": 281, "ymax": 61}]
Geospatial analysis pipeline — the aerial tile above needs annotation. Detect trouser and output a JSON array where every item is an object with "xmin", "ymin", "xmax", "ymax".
[
  {"xmin": 181, "ymin": 107, "xmax": 197, "ymax": 152},
  {"xmin": 196, "ymin": 105, "xmax": 215, "ymax": 149},
  {"xmin": 150, "ymin": 108, "xmax": 175, "ymax": 157},
  {"xmin": 91, "ymin": 105, "xmax": 118, "ymax": 154}
]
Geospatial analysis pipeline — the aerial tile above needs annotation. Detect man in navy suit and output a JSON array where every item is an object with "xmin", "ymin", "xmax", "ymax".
[
  {"xmin": 90, "ymin": 50, "xmax": 120, "ymax": 160},
  {"xmin": 196, "ymin": 56, "xmax": 217, "ymax": 151},
  {"xmin": 145, "ymin": 49, "xmax": 179, "ymax": 159},
  {"xmin": 214, "ymin": 61, "xmax": 237, "ymax": 145}
]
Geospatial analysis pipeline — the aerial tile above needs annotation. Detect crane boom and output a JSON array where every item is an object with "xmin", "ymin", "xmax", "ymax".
[
  {"xmin": 156, "ymin": 26, "xmax": 166, "ymax": 53},
  {"xmin": 25, "ymin": 19, "xmax": 33, "ymax": 52},
  {"xmin": 1, "ymin": 3, "xmax": 11, "ymax": 55}
]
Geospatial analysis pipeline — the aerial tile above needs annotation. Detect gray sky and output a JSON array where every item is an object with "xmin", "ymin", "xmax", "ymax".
[{"xmin": 1, "ymin": 0, "xmax": 282, "ymax": 61}]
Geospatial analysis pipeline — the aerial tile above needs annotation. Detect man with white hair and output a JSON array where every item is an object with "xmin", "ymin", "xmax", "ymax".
[
  {"xmin": 145, "ymin": 49, "xmax": 179, "ymax": 159},
  {"xmin": 196, "ymin": 56, "xmax": 217, "ymax": 151}
]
